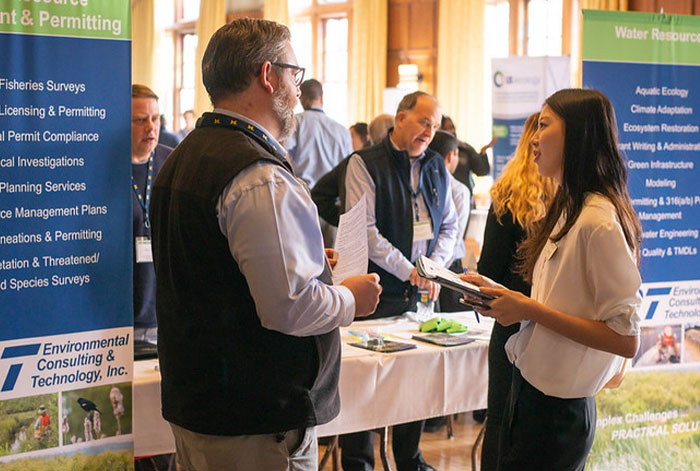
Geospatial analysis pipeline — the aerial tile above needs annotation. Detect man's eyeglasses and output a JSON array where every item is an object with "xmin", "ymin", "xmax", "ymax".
[{"xmin": 271, "ymin": 62, "xmax": 305, "ymax": 87}]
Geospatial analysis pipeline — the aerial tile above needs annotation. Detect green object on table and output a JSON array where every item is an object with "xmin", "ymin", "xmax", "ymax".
[
  {"xmin": 419, "ymin": 317, "xmax": 468, "ymax": 334},
  {"xmin": 419, "ymin": 317, "xmax": 444, "ymax": 332},
  {"xmin": 435, "ymin": 319, "xmax": 455, "ymax": 332},
  {"xmin": 446, "ymin": 323, "xmax": 468, "ymax": 333}
]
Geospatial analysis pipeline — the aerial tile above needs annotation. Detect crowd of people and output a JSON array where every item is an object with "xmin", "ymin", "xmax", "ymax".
[{"xmin": 130, "ymin": 17, "xmax": 642, "ymax": 471}]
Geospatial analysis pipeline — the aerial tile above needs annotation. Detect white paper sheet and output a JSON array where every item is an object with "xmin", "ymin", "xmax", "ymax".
[{"xmin": 332, "ymin": 194, "xmax": 368, "ymax": 285}]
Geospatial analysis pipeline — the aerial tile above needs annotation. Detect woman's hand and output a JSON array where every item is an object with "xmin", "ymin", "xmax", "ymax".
[
  {"xmin": 459, "ymin": 273, "xmax": 505, "ymax": 289},
  {"xmin": 459, "ymin": 273, "xmax": 535, "ymax": 325},
  {"xmin": 476, "ymin": 287, "xmax": 536, "ymax": 326},
  {"xmin": 603, "ymin": 359, "xmax": 629, "ymax": 389}
]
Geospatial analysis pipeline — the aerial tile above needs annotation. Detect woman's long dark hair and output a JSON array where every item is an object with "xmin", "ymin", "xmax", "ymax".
[{"xmin": 518, "ymin": 89, "xmax": 642, "ymax": 282}]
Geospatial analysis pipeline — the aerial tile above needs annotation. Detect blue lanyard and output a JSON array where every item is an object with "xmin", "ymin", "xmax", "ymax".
[
  {"xmin": 398, "ymin": 159, "xmax": 425, "ymax": 222},
  {"xmin": 132, "ymin": 153, "xmax": 153, "ymax": 229}
]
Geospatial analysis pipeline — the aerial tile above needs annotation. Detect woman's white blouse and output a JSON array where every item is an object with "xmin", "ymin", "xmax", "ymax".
[{"xmin": 505, "ymin": 193, "xmax": 642, "ymax": 398}]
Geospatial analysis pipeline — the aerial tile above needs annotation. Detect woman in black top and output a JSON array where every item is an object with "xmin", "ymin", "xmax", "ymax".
[{"xmin": 478, "ymin": 113, "xmax": 556, "ymax": 470}]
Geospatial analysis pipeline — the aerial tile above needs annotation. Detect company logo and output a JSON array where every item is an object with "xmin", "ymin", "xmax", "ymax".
[
  {"xmin": 493, "ymin": 71, "xmax": 504, "ymax": 87},
  {"xmin": 643, "ymin": 287, "xmax": 672, "ymax": 320},
  {"xmin": 1, "ymin": 343, "xmax": 41, "ymax": 392},
  {"xmin": 492, "ymin": 71, "xmax": 541, "ymax": 88}
]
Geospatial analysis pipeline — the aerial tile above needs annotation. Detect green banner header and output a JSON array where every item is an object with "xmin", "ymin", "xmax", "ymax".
[
  {"xmin": 583, "ymin": 10, "xmax": 700, "ymax": 66},
  {"xmin": 0, "ymin": 1, "xmax": 130, "ymax": 40}
]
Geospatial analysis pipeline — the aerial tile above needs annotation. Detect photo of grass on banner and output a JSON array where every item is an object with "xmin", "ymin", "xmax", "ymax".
[
  {"xmin": 0, "ymin": 394, "xmax": 58, "ymax": 456},
  {"xmin": 582, "ymin": 10, "xmax": 700, "ymax": 470},
  {"xmin": 0, "ymin": 383, "xmax": 131, "ymax": 458}
]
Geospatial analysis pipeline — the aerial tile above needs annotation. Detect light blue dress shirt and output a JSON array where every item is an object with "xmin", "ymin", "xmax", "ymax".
[
  {"xmin": 284, "ymin": 107, "xmax": 353, "ymax": 188},
  {"xmin": 213, "ymin": 109, "xmax": 356, "ymax": 337}
]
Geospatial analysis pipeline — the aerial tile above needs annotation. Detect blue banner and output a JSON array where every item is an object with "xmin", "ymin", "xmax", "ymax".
[
  {"xmin": 0, "ymin": 1, "xmax": 133, "ymax": 467},
  {"xmin": 583, "ymin": 10, "xmax": 700, "ymax": 470},
  {"xmin": 584, "ymin": 61, "xmax": 700, "ymax": 284},
  {"xmin": 0, "ymin": 34, "xmax": 132, "ymax": 339}
]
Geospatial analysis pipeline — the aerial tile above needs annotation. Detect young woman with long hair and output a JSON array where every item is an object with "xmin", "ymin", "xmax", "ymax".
[
  {"xmin": 465, "ymin": 89, "xmax": 642, "ymax": 470},
  {"xmin": 477, "ymin": 112, "xmax": 557, "ymax": 471}
]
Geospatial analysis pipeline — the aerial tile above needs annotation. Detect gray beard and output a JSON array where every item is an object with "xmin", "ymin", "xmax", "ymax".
[{"xmin": 272, "ymin": 85, "xmax": 296, "ymax": 141}]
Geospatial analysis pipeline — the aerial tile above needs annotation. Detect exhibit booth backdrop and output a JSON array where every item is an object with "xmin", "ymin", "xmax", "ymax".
[
  {"xmin": 583, "ymin": 9, "xmax": 700, "ymax": 470},
  {"xmin": 491, "ymin": 55, "xmax": 570, "ymax": 177},
  {"xmin": 0, "ymin": 2, "xmax": 133, "ymax": 470}
]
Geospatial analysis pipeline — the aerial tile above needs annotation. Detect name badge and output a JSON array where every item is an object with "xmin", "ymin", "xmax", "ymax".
[
  {"xmin": 135, "ymin": 236, "xmax": 153, "ymax": 263},
  {"xmin": 413, "ymin": 220, "xmax": 433, "ymax": 242}
]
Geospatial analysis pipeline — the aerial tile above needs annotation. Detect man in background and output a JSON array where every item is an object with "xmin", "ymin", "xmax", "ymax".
[
  {"xmin": 177, "ymin": 109, "xmax": 195, "ymax": 140},
  {"xmin": 286, "ymin": 78, "xmax": 353, "ymax": 246},
  {"xmin": 131, "ymin": 84, "xmax": 172, "ymax": 346},
  {"xmin": 341, "ymin": 91, "xmax": 458, "ymax": 471},
  {"xmin": 150, "ymin": 18, "xmax": 381, "ymax": 470},
  {"xmin": 429, "ymin": 130, "xmax": 471, "ymax": 312},
  {"xmin": 158, "ymin": 114, "xmax": 181, "ymax": 148},
  {"xmin": 368, "ymin": 114, "xmax": 394, "ymax": 146},
  {"xmin": 440, "ymin": 115, "xmax": 494, "ymax": 201},
  {"xmin": 285, "ymin": 78, "xmax": 353, "ymax": 188},
  {"xmin": 311, "ymin": 113, "xmax": 396, "ymax": 228}
]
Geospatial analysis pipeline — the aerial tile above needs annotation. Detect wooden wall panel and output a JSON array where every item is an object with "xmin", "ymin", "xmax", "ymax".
[
  {"xmin": 629, "ymin": 0, "xmax": 695, "ymax": 14},
  {"xmin": 658, "ymin": 0, "xmax": 693, "ymax": 13},
  {"xmin": 387, "ymin": 0, "xmax": 438, "ymax": 94},
  {"xmin": 388, "ymin": 2, "xmax": 410, "ymax": 50},
  {"xmin": 629, "ymin": 0, "xmax": 656, "ymax": 13},
  {"xmin": 408, "ymin": 2, "xmax": 435, "ymax": 49}
]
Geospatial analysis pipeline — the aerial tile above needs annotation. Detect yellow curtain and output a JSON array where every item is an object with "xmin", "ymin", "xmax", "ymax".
[
  {"xmin": 436, "ymin": 0, "xmax": 486, "ymax": 149},
  {"xmin": 349, "ymin": 0, "xmax": 388, "ymax": 124},
  {"xmin": 264, "ymin": 0, "xmax": 291, "ymax": 27},
  {"xmin": 569, "ymin": 0, "xmax": 628, "ymax": 86},
  {"xmin": 131, "ymin": 0, "xmax": 155, "ymax": 88},
  {"xmin": 194, "ymin": 0, "xmax": 227, "ymax": 117}
]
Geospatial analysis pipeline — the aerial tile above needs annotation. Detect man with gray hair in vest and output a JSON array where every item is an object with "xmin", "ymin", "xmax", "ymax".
[
  {"xmin": 149, "ymin": 18, "xmax": 381, "ymax": 471},
  {"xmin": 341, "ymin": 91, "xmax": 458, "ymax": 471}
]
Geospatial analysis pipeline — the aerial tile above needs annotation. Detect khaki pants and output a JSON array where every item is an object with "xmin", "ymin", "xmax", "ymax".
[{"xmin": 169, "ymin": 423, "xmax": 318, "ymax": 471}]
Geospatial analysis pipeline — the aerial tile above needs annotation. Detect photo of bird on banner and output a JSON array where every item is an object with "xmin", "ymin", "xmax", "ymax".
[{"xmin": 77, "ymin": 397, "xmax": 102, "ymax": 441}]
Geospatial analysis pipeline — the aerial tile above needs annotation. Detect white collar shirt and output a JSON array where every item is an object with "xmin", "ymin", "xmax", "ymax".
[{"xmin": 505, "ymin": 193, "xmax": 642, "ymax": 398}]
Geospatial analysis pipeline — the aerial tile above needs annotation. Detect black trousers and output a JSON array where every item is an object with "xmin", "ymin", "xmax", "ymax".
[
  {"xmin": 480, "ymin": 322, "xmax": 520, "ymax": 471},
  {"xmin": 339, "ymin": 420, "xmax": 427, "ymax": 471},
  {"xmin": 497, "ymin": 368, "xmax": 596, "ymax": 471}
]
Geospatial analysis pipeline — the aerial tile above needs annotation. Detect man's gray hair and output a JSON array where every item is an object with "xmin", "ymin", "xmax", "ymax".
[
  {"xmin": 368, "ymin": 114, "xmax": 394, "ymax": 144},
  {"xmin": 202, "ymin": 18, "xmax": 290, "ymax": 104}
]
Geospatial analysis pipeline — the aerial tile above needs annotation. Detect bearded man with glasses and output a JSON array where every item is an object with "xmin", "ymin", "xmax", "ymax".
[{"xmin": 149, "ymin": 18, "xmax": 381, "ymax": 471}]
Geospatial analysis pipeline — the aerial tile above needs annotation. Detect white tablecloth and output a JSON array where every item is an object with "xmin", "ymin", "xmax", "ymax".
[{"xmin": 133, "ymin": 312, "xmax": 491, "ymax": 458}]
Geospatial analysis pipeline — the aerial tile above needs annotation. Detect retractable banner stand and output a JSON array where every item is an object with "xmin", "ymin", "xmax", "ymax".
[
  {"xmin": 491, "ymin": 56, "xmax": 569, "ymax": 178},
  {"xmin": 583, "ymin": 10, "xmax": 700, "ymax": 469},
  {"xmin": 0, "ymin": 2, "xmax": 133, "ymax": 470}
]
